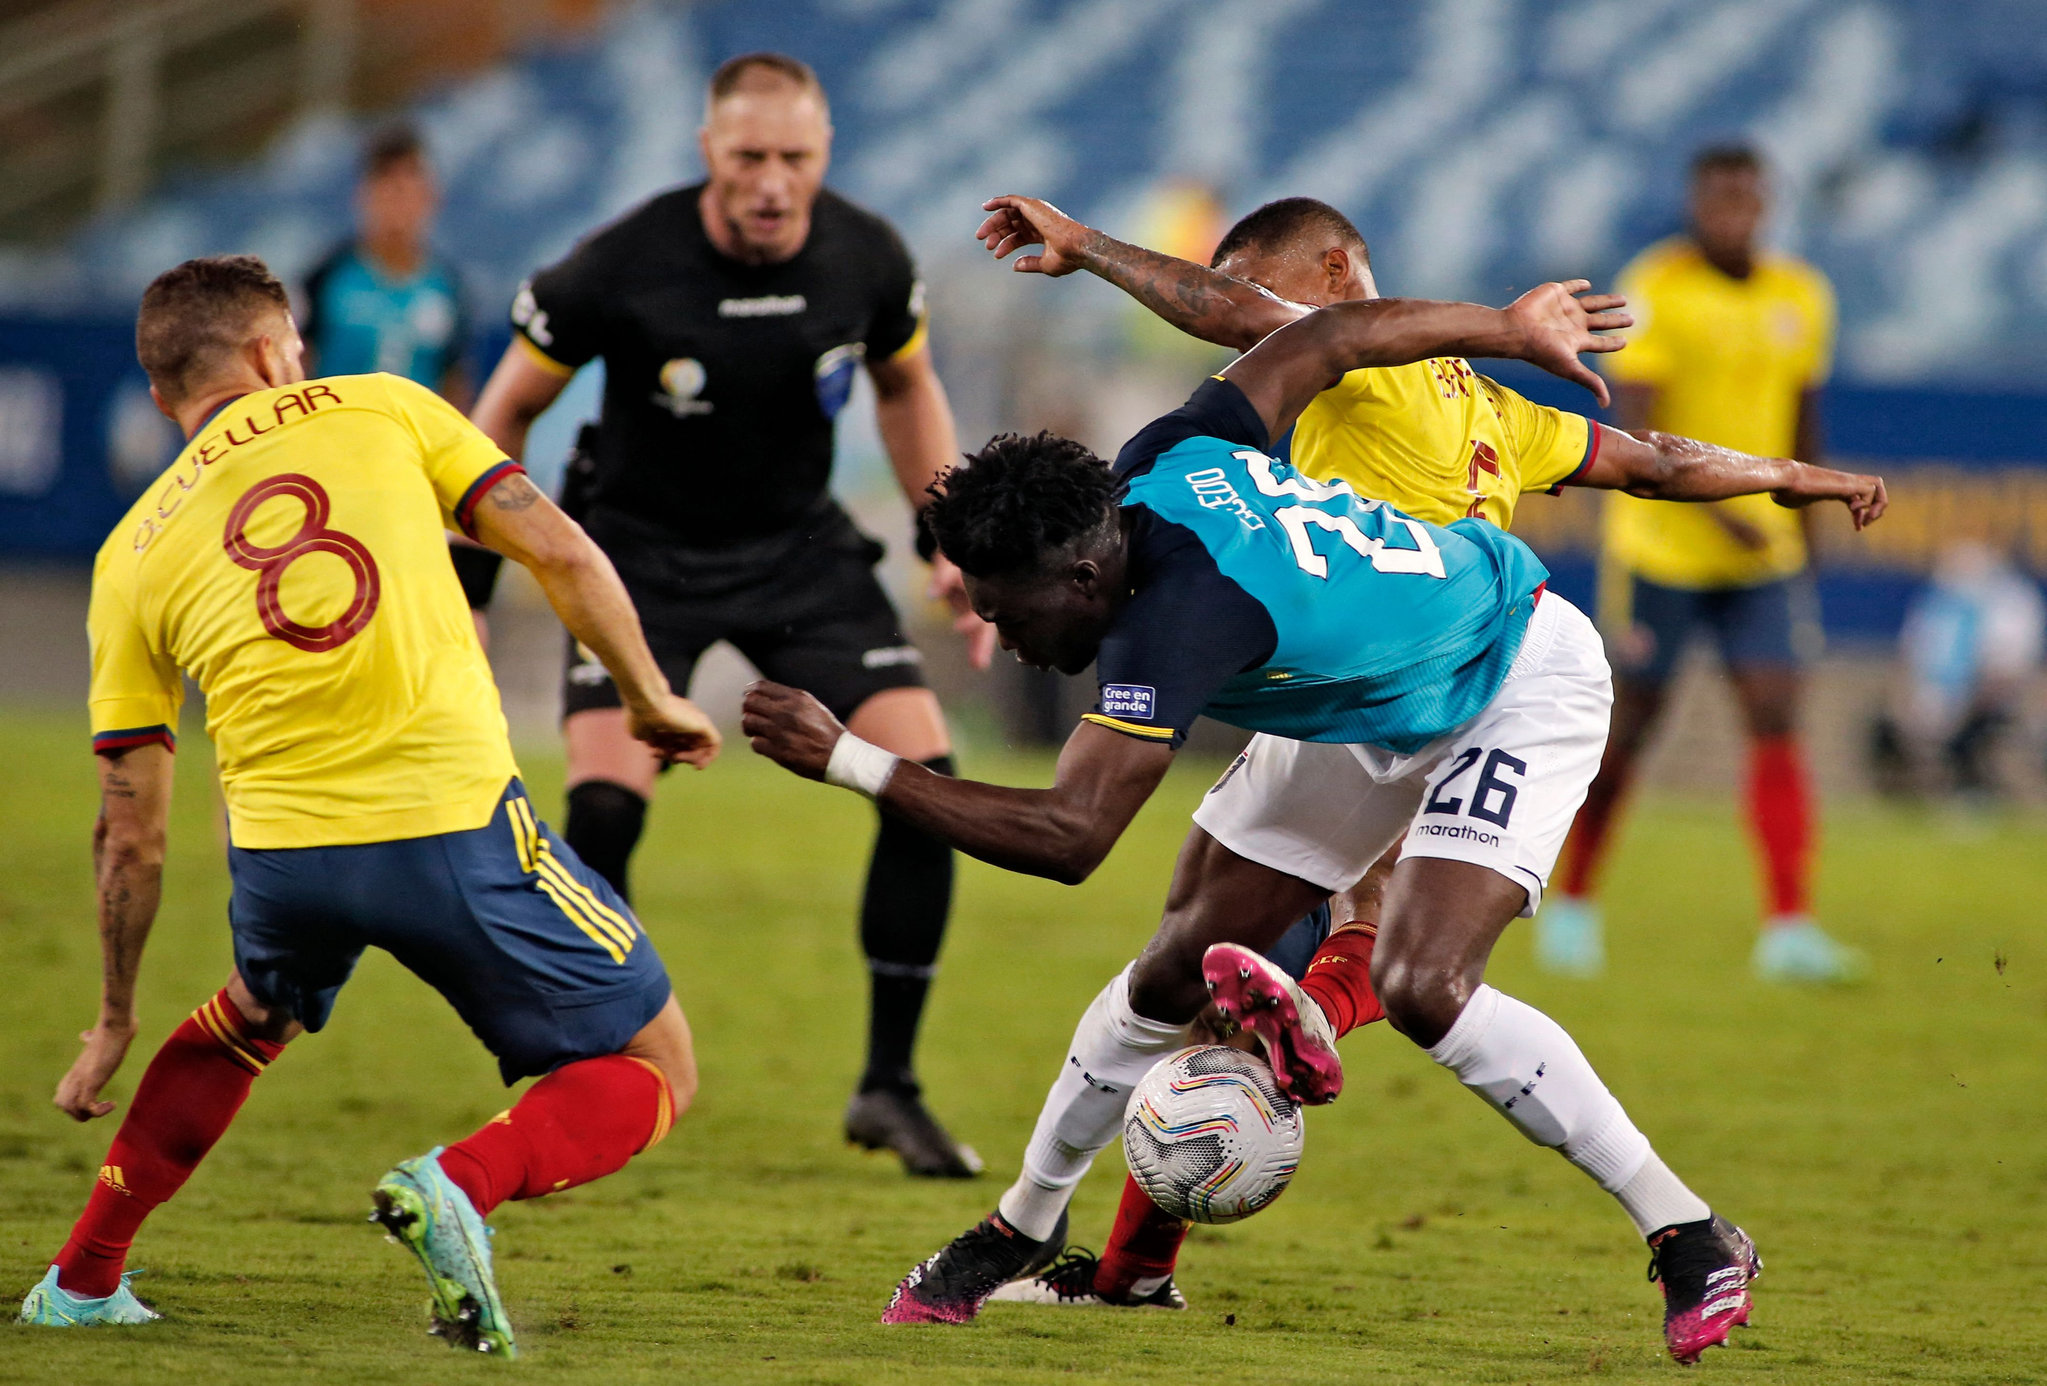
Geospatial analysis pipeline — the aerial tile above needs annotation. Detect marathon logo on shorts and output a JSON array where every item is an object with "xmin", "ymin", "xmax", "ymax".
[
  {"xmin": 719, "ymin": 294, "xmax": 807, "ymax": 318},
  {"xmin": 1409, "ymin": 821, "xmax": 1502, "ymax": 848},
  {"xmin": 1099, "ymin": 683, "xmax": 1156, "ymax": 719}
]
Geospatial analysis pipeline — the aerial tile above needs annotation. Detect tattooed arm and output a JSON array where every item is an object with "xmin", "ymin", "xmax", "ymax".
[
  {"xmin": 470, "ymin": 473, "xmax": 721, "ymax": 766},
  {"xmin": 977, "ymin": 195, "xmax": 1630, "ymax": 402},
  {"xmin": 56, "ymin": 744, "xmax": 173, "ymax": 1119},
  {"xmin": 978, "ymin": 195, "xmax": 1301, "ymax": 350}
]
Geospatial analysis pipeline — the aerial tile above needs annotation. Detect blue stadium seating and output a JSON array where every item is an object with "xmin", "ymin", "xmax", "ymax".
[{"xmin": 2, "ymin": 0, "xmax": 2046, "ymax": 384}]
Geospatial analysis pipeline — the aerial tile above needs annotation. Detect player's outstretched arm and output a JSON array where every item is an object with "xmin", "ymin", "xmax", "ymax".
[
  {"xmin": 978, "ymin": 198, "xmax": 1630, "ymax": 402},
  {"xmin": 57, "ymin": 744, "xmax": 174, "ymax": 1121},
  {"xmin": 742, "ymin": 681, "xmax": 1172, "ymax": 883},
  {"xmin": 470, "ymin": 473, "xmax": 722, "ymax": 766},
  {"xmin": 1577, "ymin": 427, "xmax": 1889, "ymax": 531},
  {"xmin": 1221, "ymin": 290, "xmax": 1628, "ymax": 444},
  {"xmin": 978, "ymin": 195, "xmax": 1305, "ymax": 351}
]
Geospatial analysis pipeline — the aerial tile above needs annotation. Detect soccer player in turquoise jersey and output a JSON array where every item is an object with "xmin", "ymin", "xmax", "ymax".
[{"xmin": 741, "ymin": 297, "xmax": 1819, "ymax": 1363}]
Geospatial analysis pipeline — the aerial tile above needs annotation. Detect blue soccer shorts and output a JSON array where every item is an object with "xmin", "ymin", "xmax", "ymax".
[
  {"xmin": 227, "ymin": 779, "xmax": 672, "ymax": 1083},
  {"xmin": 1614, "ymin": 573, "xmax": 1821, "ymax": 687}
]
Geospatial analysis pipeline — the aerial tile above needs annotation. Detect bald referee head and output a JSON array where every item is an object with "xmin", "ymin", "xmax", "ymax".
[{"xmin": 698, "ymin": 52, "xmax": 833, "ymax": 265}]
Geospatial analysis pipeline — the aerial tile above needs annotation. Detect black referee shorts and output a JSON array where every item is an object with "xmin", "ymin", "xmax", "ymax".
[{"xmin": 564, "ymin": 502, "xmax": 928, "ymax": 724}]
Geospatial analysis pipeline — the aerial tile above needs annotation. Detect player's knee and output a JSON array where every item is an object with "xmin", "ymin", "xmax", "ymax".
[
  {"xmin": 1370, "ymin": 948, "xmax": 1472, "ymax": 1048},
  {"xmin": 622, "ymin": 996, "xmax": 698, "ymax": 1115},
  {"xmin": 661, "ymin": 1049, "xmax": 699, "ymax": 1117},
  {"xmin": 1127, "ymin": 940, "xmax": 1210, "ymax": 1026}
]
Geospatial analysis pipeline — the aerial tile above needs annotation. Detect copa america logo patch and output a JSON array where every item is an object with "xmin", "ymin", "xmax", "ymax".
[{"xmin": 1099, "ymin": 683, "xmax": 1157, "ymax": 719}]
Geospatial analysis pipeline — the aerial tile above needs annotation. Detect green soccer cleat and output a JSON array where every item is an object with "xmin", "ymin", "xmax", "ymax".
[
  {"xmin": 18, "ymin": 1265, "xmax": 160, "ymax": 1327},
  {"xmin": 370, "ymin": 1147, "xmax": 517, "ymax": 1359}
]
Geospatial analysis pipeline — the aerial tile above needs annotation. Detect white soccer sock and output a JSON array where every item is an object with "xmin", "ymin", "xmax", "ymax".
[
  {"xmin": 1425, "ymin": 985, "xmax": 1708, "ymax": 1237},
  {"xmin": 1613, "ymin": 1152, "xmax": 1712, "ymax": 1237},
  {"xmin": 996, "ymin": 965, "xmax": 1194, "ymax": 1242}
]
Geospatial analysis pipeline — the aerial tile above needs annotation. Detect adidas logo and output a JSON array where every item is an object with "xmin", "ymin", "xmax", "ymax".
[{"xmin": 97, "ymin": 1164, "xmax": 131, "ymax": 1195}]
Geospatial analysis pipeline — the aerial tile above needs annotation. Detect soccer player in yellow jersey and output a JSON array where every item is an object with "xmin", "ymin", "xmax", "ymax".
[
  {"xmin": 966, "ymin": 193, "xmax": 1885, "ymax": 1313},
  {"xmin": 20, "ymin": 256, "xmax": 720, "ymax": 1356},
  {"xmin": 1544, "ymin": 145, "xmax": 1860, "ymax": 985}
]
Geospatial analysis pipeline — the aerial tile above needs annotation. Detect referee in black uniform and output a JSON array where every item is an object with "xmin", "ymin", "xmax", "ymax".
[{"xmin": 469, "ymin": 53, "xmax": 992, "ymax": 1177}]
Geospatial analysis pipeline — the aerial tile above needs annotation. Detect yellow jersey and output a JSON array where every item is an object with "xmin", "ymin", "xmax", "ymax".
[
  {"xmin": 1290, "ymin": 356, "xmax": 1595, "ymax": 529},
  {"xmin": 1603, "ymin": 238, "xmax": 1836, "ymax": 589},
  {"xmin": 88, "ymin": 373, "xmax": 523, "ymax": 849}
]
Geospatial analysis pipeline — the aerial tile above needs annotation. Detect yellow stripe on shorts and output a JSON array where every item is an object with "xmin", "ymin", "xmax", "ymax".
[
  {"xmin": 533, "ymin": 874, "xmax": 628, "ymax": 964},
  {"xmin": 537, "ymin": 851, "xmax": 636, "ymax": 954}
]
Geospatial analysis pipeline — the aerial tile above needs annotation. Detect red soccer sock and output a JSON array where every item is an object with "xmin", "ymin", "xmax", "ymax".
[
  {"xmin": 1746, "ymin": 734, "xmax": 1815, "ymax": 919},
  {"xmin": 437, "ymin": 1054, "xmax": 674, "ymax": 1216},
  {"xmin": 54, "ymin": 991, "xmax": 286, "ymax": 1298},
  {"xmin": 1557, "ymin": 776, "xmax": 1629, "ymax": 900},
  {"xmin": 1094, "ymin": 1173, "xmax": 1191, "ymax": 1301},
  {"xmin": 1299, "ymin": 926, "xmax": 1385, "ymax": 1038}
]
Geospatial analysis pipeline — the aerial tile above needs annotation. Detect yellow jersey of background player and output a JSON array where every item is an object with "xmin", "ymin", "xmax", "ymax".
[
  {"xmin": 1604, "ymin": 221, "xmax": 1834, "ymax": 591},
  {"xmin": 1549, "ymin": 143, "xmax": 1865, "ymax": 990}
]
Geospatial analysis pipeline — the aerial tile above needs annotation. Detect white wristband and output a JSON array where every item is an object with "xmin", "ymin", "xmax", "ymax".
[{"xmin": 824, "ymin": 732, "xmax": 900, "ymax": 798}]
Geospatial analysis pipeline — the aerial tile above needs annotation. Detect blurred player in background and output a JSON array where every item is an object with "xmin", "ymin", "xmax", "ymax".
[
  {"xmin": 1871, "ymin": 540, "xmax": 2045, "ymax": 799},
  {"xmin": 468, "ymin": 53, "xmax": 992, "ymax": 1178},
  {"xmin": 300, "ymin": 123, "xmax": 500, "ymax": 633},
  {"xmin": 968, "ymin": 192, "xmax": 1886, "ymax": 1311},
  {"xmin": 1541, "ymin": 145, "xmax": 1864, "ymax": 984},
  {"xmin": 301, "ymin": 124, "xmax": 472, "ymax": 400},
  {"xmin": 20, "ymin": 257, "xmax": 719, "ymax": 1356}
]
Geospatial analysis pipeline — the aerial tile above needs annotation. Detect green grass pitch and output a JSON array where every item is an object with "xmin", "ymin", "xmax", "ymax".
[{"xmin": 0, "ymin": 708, "xmax": 2041, "ymax": 1383}]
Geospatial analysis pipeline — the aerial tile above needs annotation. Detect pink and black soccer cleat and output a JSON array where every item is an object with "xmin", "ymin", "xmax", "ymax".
[
  {"xmin": 880, "ymin": 1211, "xmax": 1064, "ymax": 1324},
  {"xmin": 1647, "ymin": 1214, "xmax": 1762, "ymax": 1364},
  {"xmin": 1200, "ymin": 942, "xmax": 1345, "ymax": 1104}
]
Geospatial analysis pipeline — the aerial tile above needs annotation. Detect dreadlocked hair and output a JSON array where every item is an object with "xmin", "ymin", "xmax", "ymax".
[{"xmin": 925, "ymin": 431, "xmax": 1119, "ymax": 578}]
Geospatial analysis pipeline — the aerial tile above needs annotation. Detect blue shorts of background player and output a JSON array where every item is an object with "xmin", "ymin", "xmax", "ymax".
[
  {"xmin": 1617, "ymin": 574, "xmax": 1817, "ymax": 685},
  {"xmin": 229, "ymin": 779, "xmax": 673, "ymax": 1082}
]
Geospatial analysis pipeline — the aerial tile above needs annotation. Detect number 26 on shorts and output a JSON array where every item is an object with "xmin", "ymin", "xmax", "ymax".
[{"xmin": 1424, "ymin": 747, "xmax": 1526, "ymax": 827}]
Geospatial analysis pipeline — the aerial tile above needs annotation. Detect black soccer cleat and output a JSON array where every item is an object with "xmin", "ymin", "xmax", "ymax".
[
  {"xmin": 845, "ymin": 1088, "xmax": 984, "ymax": 1178},
  {"xmin": 881, "ymin": 1212, "xmax": 1054, "ymax": 1324},
  {"xmin": 985, "ymin": 1246, "xmax": 1189, "ymax": 1310},
  {"xmin": 1647, "ymin": 1213, "xmax": 1761, "ymax": 1364}
]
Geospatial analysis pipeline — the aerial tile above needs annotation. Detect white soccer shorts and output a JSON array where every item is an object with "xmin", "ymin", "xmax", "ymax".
[{"xmin": 1192, "ymin": 593, "xmax": 1612, "ymax": 917}]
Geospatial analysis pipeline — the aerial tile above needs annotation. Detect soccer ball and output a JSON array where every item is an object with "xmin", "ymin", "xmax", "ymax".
[{"xmin": 1122, "ymin": 1045, "xmax": 1304, "ymax": 1224}]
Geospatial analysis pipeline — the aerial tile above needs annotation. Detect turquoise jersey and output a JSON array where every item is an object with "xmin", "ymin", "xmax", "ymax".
[
  {"xmin": 303, "ymin": 244, "xmax": 469, "ymax": 388},
  {"xmin": 1090, "ymin": 378, "xmax": 1549, "ymax": 755}
]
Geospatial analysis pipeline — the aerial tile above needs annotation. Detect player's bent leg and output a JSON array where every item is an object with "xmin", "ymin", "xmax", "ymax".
[
  {"xmin": 376, "ymin": 1003, "xmax": 686, "ymax": 1360},
  {"xmin": 895, "ymin": 829, "xmax": 1326, "ymax": 1324},
  {"xmin": 841, "ymin": 687, "xmax": 980, "ymax": 1177},
  {"xmin": 364, "ymin": 783, "xmax": 682, "ymax": 1357},
  {"xmin": 1378, "ymin": 857, "xmax": 1756, "ymax": 1363},
  {"xmin": 994, "ymin": 741, "xmax": 1413, "ymax": 1317},
  {"xmin": 26, "ymin": 978, "xmax": 296, "ymax": 1325}
]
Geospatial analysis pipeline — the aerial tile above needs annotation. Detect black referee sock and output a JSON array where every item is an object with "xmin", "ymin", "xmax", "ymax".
[
  {"xmin": 858, "ymin": 755, "xmax": 957, "ymax": 1097},
  {"xmin": 563, "ymin": 780, "xmax": 647, "ymax": 904}
]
